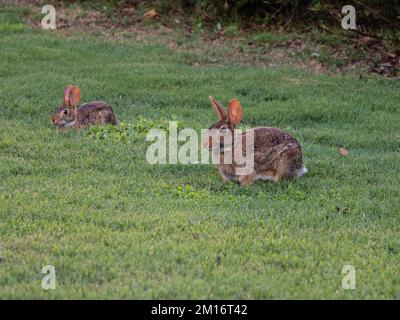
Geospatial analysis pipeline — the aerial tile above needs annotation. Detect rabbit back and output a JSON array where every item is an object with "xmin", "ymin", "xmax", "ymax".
[
  {"xmin": 246, "ymin": 127, "xmax": 304, "ymax": 180},
  {"xmin": 216, "ymin": 127, "xmax": 305, "ymax": 182},
  {"xmin": 77, "ymin": 101, "xmax": 117, "ymax": 127}
]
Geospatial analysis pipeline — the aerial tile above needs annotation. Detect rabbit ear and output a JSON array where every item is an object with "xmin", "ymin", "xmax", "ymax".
[
  {"xmin": 69, "ymin": 86, "xmax": 81, "ymax": 108},
  {"xmin": 227, "ymin": 99, "xmax": 243, "ymax": 127},
  {"xmin": 63, "ymin": 85, "xmax": 74, "ymax": 106},
  {"xmin": 209, "ymin": 96, "xmax": 228, "ymax": 121}
]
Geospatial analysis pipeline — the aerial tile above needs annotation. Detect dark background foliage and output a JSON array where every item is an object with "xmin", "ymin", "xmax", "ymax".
[{"xmin": 68, "ymin": 0, "xmax": 400, "ymax": 30}]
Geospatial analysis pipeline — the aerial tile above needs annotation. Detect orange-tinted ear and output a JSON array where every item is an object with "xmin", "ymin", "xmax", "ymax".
[
  {"xmin": 209, "ymin": 96, "xmax": 228, "ymax": 121},
  {"xmin": 69, "ymin": 86, "xmax": 81, "ymax": 108},
  {"xmin": 227, "ymin": 99, "xmax": 243, "ymax": 127},
  {"xmin": 63, "ymin": 85, "xmax": 73, "ymax": 106}
]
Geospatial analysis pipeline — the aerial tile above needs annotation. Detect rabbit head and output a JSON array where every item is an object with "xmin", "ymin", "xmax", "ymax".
[
  {"xmin": 51, "ymin": 85, "xmax": 80, "ymax": 127},
  {"xmin": 205, "ymin": 96, "xmax": 243, "ymax": 151}
]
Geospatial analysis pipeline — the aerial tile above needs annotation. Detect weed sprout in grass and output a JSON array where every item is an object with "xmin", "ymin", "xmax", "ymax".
[{"xmin": 87, "ymin": 117, "xmax": 185, "ymax": 143}]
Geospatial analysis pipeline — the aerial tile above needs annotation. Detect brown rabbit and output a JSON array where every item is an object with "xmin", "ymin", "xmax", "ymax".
[
  {"xmin": 52, "ymin": 85, "xmax": 117, "ymax": 128},
  {"xmin": 205, "ymin": 96, "xmax": 307, "ymax": 185}
]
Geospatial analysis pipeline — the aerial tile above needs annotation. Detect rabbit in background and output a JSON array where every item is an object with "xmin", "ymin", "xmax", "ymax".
[{"xmin": 52, "ymin": 85, "xmax": 117, "ymax": 129}]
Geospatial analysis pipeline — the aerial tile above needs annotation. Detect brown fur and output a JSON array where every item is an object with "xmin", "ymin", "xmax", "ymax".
[
  {"xmin": 75, "ymin": 102, "xmax": 117, "ymax": 128},
  {"xmin": 52, "ymin": 85, "xmax": 117, "ymax": 129},
  {"xmin": 207, "ymin": 96, "xmax": 306, "ymax": 186}
]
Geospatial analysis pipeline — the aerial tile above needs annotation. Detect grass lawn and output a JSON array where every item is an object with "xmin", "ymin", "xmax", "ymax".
[{"xmin": 0, "ymin": 6, "xmax": 399, "ymax": 299}]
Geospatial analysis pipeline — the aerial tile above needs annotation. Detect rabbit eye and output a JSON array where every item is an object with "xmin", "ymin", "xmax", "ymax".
[
  {"xmin": 219, "ymin": 126, "xmax": 227, "ymax": 133},
  {"xmin": 63, "ymin": 109, "xmax": 69, "ymax": 115}
]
